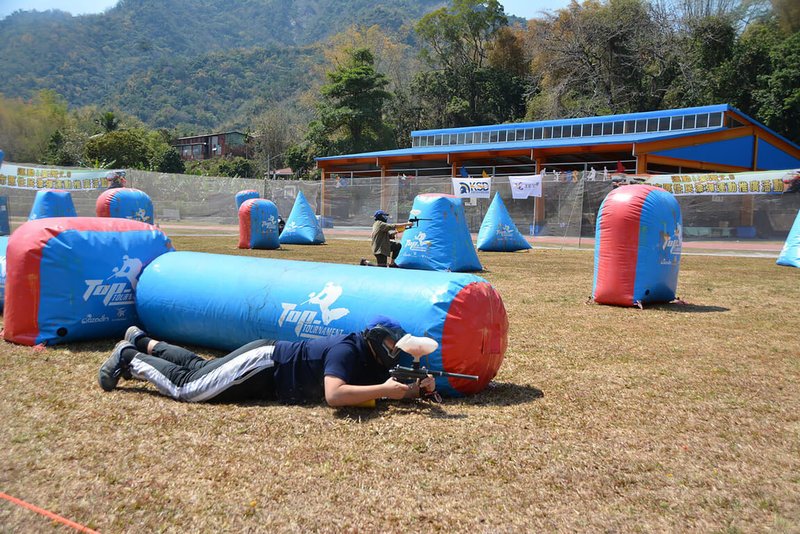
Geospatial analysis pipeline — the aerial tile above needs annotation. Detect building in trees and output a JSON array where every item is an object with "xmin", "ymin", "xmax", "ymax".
[{"xmin": 171, "ymin": 131, "xmax": 248, "ymax": 160}]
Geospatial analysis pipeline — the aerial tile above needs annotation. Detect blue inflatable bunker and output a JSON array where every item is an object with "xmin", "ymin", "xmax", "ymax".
[
  {"xmin": 593, "ymin": 185, "xmax": 682, "ymax": 306},
  {"xmin": 95, "ymin": 187, "xmax": 154, "ymax": 223},
  {"xmin": 777, "ymin": 208, "xmax": 800, "ymax": 268},
  {"xmin": 238, "ymin": 198, "xmax": 281, "ymax": 249},
  {"xmin": 396, "ymin": 194, "xmax": 482, "ymax": 272},
  {"xmin": 0, "ymin": 236, "xmax": 8, "ymax": 311},
  {"xmin": 279, "ymin": 190, "xmax": 325, "ymax": 245},
  {"xmin": 135, "ymin": 252, "xmax": 507, "ymax": 396},
  {"xmin": 235, "ymin": 190, "xmax": 260, "ymax": 210},
  {"xmin": 3, "ymin": 218, "xmax": 174, "ymax": 346},
  {"xmin": 477, "ymin": 193, "xmax": 532, "ymax": 252},
  {"xmin": 28, "ymin": 189, "xmax": 77, "ymax": 220}
]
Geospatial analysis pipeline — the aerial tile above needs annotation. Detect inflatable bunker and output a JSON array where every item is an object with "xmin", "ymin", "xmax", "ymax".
[
  {"xmin": 238, "ymin": 198, "xmax": 281, "ymax": 249},
  {"xmin": 396, "ymin": 194, "xmax": 481, "ymax": 272},
  {"xmin": 477, "ymin": 193, "xmax": 532, "ymax": 252},
  {"xmin": 135, "ymin": 252, "xmax": 507, "ymax": 396},
  {"xmin": 28, "ymin": 189, "xmax": 77, "ymax": 220},
  {"xmin": 235, "ymin": 190, "xmax": 260, "ymax": 210},
  {"xmin": 96, "ymin": 188, "xmax": 154, "ymax": 223},
  {"xmin": 777, "ymin": 208, "xmax": 800, "ymax": 268},
  {"xmin": 279, "ymin": 190, "xmax": 325, "ymax": 245},
  {"xmin": 0, "ymin": 236, "xmax": 8, "ymax": 311},
  {"xmin": 3, "ymin": 217, "xmax": 174, "ymax": 346},
  {"xmin": 593, "ymin": 184, "xmax": 682, "ymax": 307}
]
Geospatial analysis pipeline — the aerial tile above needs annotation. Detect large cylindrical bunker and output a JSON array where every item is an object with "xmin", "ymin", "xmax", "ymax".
[{"xmin": 135, "ymin": 251, "xmax": 507, "ymax": 396}]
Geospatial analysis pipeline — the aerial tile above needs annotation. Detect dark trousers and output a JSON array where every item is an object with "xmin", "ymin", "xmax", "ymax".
[
  {"xmin": 375, "ymin": 241, "xmax": 402, "ymax": 266},
  {"xmin": 129, "ymin": 339, "xmax": 277, "ymax": 403}
]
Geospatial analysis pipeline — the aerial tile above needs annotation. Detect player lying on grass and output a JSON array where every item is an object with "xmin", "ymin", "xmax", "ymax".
[{"xmin": 98, "ymin": 315, "xmax": 436, "ymax": 406}]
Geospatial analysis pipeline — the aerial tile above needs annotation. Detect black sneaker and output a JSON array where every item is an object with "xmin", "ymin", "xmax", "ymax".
[
  {"xmin": 98, "ymin": 341, "xmax": 136, "ymax": 391},
  {"xmin": 124, "ymin": 325, "xmax": 146, "ymax": 344}
]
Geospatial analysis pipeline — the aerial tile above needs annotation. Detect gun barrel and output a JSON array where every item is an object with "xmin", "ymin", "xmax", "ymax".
[
  {"xmin": 428, "ymin": 369, "xmax": 479, "ymax": 380},
  {"xmin": 390, "ymin": 365, "xmax": 478, "ymax": 381}
]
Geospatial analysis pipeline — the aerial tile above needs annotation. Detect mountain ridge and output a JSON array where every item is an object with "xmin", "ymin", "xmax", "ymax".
[{"xmin": 0, "ymin": 0, "xmax": 446, "ymax": 131}]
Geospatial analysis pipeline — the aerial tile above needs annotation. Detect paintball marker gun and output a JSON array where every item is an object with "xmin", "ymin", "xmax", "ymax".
[
  {"xmin": 389, "ymin": 335, "xmax": 477, "ymax": 400},
  {"xmin": 408, "ymin": 216, "xmax": 433, "ymax": 227},
  {"xmin": 390, "ymin": 365, "xmax": 479, "ymax": 382}
]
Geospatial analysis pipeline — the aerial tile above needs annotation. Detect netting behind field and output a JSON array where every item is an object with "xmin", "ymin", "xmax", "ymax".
[
  {"xmin": 127, "ymin": 171, "xmax": 322, "ymax": 225},
  {"xmin": 324, "ymin": 174, "xmax": 589, "ymax": 238},
  {"xmin": 1, "ymin": 167, "xmax": 796, "ymax": 240}
]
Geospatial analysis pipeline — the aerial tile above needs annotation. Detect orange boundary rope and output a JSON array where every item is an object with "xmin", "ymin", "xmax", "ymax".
[{"xmin": 0, "ymin": 491, "xmax": 101, "ymax": 534}]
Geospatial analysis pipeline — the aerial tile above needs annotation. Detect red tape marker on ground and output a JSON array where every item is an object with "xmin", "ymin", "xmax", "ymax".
[{"xmin": 0, "ymin": 491, "xmax": 101, "ymax": 534}]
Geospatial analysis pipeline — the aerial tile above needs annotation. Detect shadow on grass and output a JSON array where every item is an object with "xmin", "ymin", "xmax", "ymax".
[
  {"xmin": 333, "ymin": 401, "xmax": 464, "ymax": 421},
  {"xmin": 463, "ymin": 382, "xmax": 544, "ymax": 406},
  {"xmin": 333, "ymin": 382, "xmax": 545, "ymax": 421},
  {"xmin": 110, "ymin": 381, "xmax": 544, "ymax": 419},
  {"xmin": 647, "ymin": 302, "xmax": 729, "ymax": 313}
]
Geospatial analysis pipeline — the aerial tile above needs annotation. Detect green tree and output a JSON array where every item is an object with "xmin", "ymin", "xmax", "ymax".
[
  {"xmin": 285, "ymin": 142, "xmax": 314, "ymax": 178},
  {"xmin": 249, "ymin": 104, "xmax": 301, "ymax": 177},
  {"xmin": 96, "ymin": 111, "xmax": 120, "ymax": 133},
  {"xmin": 291, "ymin": 47, "xmax": 394, "ymax": 173},
  {"xmin": 217, "ymin": 157, "xmax": 256, "ymax": 178},
  {"xmin": 771, "ymin": 0, "xmax": 800, "ymax": 32},
  {"xmin": 712, "ymin": 19, "xmax": 800, "ymax": 143},
  {"xmin": 416, "ymin": 0, "xmax": 507, "ymax": 72},
  {"xmin": 85, "ymin": 129, "xmax": 149, "ymax": 168},
  {"xmin": 0, "ymin": 89, "xmax": 69, "ymax": 163},
  {"xmin": 754, "ymin": 30, "xmax": 800, "ymax": 142},
  {"xmin": 45, "ymin": 129, "xmax": 84, "ymax": 166},
  {"xmin": 315, "ymin": 47, "xmax": 393, "ymax": 154},
  {"xmin": 323, "ymin": 25, "xmax": 420, "ymax": 149},
  {"xmin": 525, "ymin": 0, "xmax": 674, "ymax": 119},
  {"xmin": 654, "ymin": 14, "xmax": 739, "ymax": 109},
  {"xmin": 153, "ymin": 147, "xmax": 186, "ymax": 173},
  {"xmin": 412, "ymin": 0, "xmax": 526, "ymax": 127}
]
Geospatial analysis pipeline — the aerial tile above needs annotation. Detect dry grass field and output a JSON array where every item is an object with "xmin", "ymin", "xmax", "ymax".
[{"xmin": 1, "ymin": 235, "xmax": 798, "ymax": 533}]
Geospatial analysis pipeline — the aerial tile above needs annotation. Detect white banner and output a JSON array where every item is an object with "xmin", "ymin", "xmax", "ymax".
[
  {"xmin": 452, "ymin": 176, "xmax": 491, "ymax": 199},
  {"xmin": 645, "ymin": 169, "xmax": 799, "ymax": 195},
  {"xmin": 0, "ymin": 164, "xmax": 126, "ymax": 191},
  {"xmin": 509, "ymin": 175, "xmax": 543, "ymax": 199}
]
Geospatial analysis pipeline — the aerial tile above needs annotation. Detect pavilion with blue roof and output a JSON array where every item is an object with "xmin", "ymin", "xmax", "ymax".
[{"xmin": 317, "ymin": 104, "xmax": 800, "ymax": 179}]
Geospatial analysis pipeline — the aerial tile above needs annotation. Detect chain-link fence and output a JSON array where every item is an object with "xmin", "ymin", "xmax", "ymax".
[{"xmin": 1, "ymin": 166, "xmax": 797, "ymax": 240}]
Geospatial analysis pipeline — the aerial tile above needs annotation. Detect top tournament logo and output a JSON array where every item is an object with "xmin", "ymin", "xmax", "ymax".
[
  {"xmin": 278, "ymin": 282, "xmax": 350, "ymax": 338},
  {"xmin": 83, "ymin": 255, "xmax": 142, "ymax": 306}
]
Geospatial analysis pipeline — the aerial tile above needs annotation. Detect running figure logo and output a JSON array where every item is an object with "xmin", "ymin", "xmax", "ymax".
[
  {"xmin": 262, "ymin": 215, "xmax": 278, "ymax": 231},
  {"xmin": 135, "ymin": 207, "xmax": 152, "ymax": 223},
  {"xmin": 305, "ymin": 283, "xmax": 349, "ymax": 324},
  {"xmin": 279, "ymin": 282, "xmax": 351, "ymax": 338},
  {"xmin": 83, "ymin": 255, "xmax": 143, "ymax": 306},
  {"xmin": 108, "ymin": 255, "xmax": 143, "ymax": 289},
  {"xmin": 406, "ymin": 232, "xmax": 432, "ymax": 253}
]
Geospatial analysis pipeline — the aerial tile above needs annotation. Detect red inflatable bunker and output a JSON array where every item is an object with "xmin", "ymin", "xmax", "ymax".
[
  {"xmin": 3, "ymin": 217, "xmax": 174, "ymax": 346},
  {"xmin": 96, "ymin": 188, "xmax": 154, "ymax": 223}
]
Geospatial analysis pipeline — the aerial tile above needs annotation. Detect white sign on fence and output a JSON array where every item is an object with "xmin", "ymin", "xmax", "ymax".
[
  {"xmin": 509, "ymin": 175, "xmax": 543, "ymax": 199},
  {"xmin": 452, "ymin": 177, "xmax": 491, "ymax": 199}
]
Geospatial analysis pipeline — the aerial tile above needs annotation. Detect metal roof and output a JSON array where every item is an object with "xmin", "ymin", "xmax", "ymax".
[
  {"xmin": 409, "ymin": 104, "xmax": 736, "ymax": 136},
  {"xmin": 316, "ymin": 127, "xmax": 725, "ymax": 161},
  {"xmin": 315, "ymin": 104, "xmax": 800, "ymax": 172}
]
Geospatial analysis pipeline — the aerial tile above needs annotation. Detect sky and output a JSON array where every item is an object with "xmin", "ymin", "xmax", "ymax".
[{"xmin": 0, "ymin": 0, "xmax": 571, "ymax": 21}]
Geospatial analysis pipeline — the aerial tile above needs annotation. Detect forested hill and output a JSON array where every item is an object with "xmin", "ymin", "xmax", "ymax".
[{"xmin": 0, "ymin": 0, "xmax": 445, "ymax": 131}]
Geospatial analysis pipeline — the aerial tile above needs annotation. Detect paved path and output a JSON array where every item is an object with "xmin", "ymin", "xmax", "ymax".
[{"xmin": 159, "ymin": 222, "xmax": 784, "ymax": 258}]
